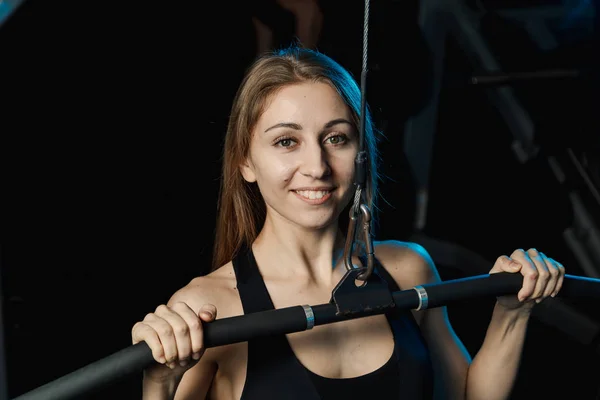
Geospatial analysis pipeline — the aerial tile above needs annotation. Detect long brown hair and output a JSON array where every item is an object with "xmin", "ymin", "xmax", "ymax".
[{"xmin": 211, "ymin": 46, "xmax": 381, "ymax": 271}]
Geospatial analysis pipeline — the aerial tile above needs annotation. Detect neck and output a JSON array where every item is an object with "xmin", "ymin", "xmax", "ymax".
[{"xmin": 252, "ymin": 214, "xmax": 348, "ymax": 287}]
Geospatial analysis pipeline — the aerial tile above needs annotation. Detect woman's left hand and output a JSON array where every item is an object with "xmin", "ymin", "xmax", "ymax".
[{"xmin": 489, "ymin": 248, "xmax": 566, "ymax": 311}]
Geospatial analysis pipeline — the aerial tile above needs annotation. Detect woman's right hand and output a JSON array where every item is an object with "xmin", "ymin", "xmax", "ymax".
[{"xmin": 131, "ymin": 302, "xmax": 217, "ymax": 383}]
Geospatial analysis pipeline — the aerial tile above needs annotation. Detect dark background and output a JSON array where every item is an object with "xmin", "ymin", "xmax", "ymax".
[{"xmin": 1, "ymin": 0, "xmax": 599, "ymax": 399}]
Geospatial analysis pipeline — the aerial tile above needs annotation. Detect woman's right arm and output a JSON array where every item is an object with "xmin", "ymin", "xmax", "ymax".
[{"xmin": 133, "ymin": 282, "xmax": 220, "ymax": 400}]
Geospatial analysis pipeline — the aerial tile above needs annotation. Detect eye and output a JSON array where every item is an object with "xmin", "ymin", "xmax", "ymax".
[
  {"xmin": 274, "ymin": 137, "xmax": 297, "ymax": 148},
  {"xmin": 325, "ymin": 134, "xmax": 348, "ymax": 145}
]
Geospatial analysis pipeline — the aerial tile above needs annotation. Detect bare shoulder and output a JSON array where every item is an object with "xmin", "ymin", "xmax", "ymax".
[
  {"xmin": 167, "ymin": 261, "xmax": 242, "ymax": 319},
  {"xmin": 373, "ymin": 240, "xmax": 442, "ymax": 289}
]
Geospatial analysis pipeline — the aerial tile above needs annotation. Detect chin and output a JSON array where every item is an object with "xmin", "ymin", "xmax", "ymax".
[{"xmin": 294, "ymin": 215, "xmax": 338, "ymax": 231}]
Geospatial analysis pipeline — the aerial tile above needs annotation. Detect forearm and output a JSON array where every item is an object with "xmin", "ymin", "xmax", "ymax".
[
  {"xmin": 466, "ymin": 303, "xmax": 531, "ymax": 400},
  {"xmin": 142, "ymin": 374, "xmax": 181, "ymax": 400}
]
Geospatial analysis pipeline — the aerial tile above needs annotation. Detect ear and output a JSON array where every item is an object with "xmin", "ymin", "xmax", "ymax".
[{"xmin": 240, "ymin": 158, "xmax": 257, "ymax": 183}]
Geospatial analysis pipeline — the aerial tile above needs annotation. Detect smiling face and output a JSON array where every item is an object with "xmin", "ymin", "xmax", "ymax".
[{"xmin": 240, "ymin": 81, "xmax": 358, "ymax": 231}]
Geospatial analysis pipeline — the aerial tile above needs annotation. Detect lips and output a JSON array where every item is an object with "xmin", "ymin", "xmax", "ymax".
[
  {"xmin": 295, "ymin": 189, "xmax": 330, "ymax": 200},
  {"xmin": 292, "ymin": 188, "xmax": 334, "ymax": 205}
]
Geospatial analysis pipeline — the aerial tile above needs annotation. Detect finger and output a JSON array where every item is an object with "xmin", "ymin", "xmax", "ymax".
[
  {"xmin": 539, "ymin": 252, "xmax": 559, "ymax": 298},
  {"xmin": 197, "ymin": 304, "xmax": 217, "ymax": 360},
  {"xmin": 549, "ymin": 257, "xmax": 566, "ymax": 296},
  {"xmin": 171, "ymin": 302, "xmax": 205, "ymax": 360},
  {"xmin": 146, "ymin": 308, "xmax": 179, "ymax": 366},
  {"xmin": 490, "ymin": 255, "xmax": 522, "ymax": 274},
  {"xmin": 510, "ymin": 249, "xmax": 538, "ymax": 301},
  {"xmin": 526, "ymin": 248, "xmax": 551, "ymax": 302},
  {"xmin": 132, "ymin": 321, "xmax": 166, "ymax": 364},
  {"xmin": 199, "ymin": 304, "xmax": 217, "ymax": 322},
  {"xmin": 155, "ymin": 304, "xmax": 192, "ymax": 365}
]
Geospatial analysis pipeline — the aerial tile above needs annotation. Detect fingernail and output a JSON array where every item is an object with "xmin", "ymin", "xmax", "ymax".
[
  {"xmin": 168, "ymin": 362, "xmax": 176, "ymax": 369},
  {"xmin": 202, "ymin": 312, "xmax": 213, "ymax": 319},
  {"xmin": 179, "ymin": 360, "xmax": 188, "ymax": 367},
  {"xmin": 536, "ymin": 298, "xmax": 542, "ymax": 304},
  {"xmin": 192, "ymin": 352, "xmax": 201, "ymax": 360}
]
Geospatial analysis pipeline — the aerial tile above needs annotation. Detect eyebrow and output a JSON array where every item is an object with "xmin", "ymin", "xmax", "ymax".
[{"xmin": 264, "ymin": 118, "xmax": 353, "ymax": 133}]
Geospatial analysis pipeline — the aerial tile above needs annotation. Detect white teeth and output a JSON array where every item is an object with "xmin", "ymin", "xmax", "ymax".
[{"xmin": 296, "ymin": 190, "xmax": 329, "ymax": 200}]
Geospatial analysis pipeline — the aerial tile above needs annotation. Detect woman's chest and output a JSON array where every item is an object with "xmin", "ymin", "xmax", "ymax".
[{"xmin": 210, "ymin": 314, "xmax": 395, "ymax": 399}]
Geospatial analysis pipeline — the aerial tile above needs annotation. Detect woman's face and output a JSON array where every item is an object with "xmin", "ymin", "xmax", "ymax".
[{"xmin": 241, "ymin": 81, "xmax": 358, "ymax": 231}]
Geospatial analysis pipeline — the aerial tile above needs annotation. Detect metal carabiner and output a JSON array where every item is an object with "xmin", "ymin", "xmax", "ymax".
[
  {"xmin": 343, "ymin": 206, "xmax": 359, "ymax": 272},
  {"xmin": 356, "ymin": 204, "xmax": 374, "ymax": 281},
  {"xmin": 343, "ymin": 202, "xmax": 375, "ymax": 281}
]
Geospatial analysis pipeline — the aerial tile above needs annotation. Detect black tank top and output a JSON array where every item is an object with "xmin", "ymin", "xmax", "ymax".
[{"xmin": 232, "ymin": 246, "xmax": 434, "ymax": 399}]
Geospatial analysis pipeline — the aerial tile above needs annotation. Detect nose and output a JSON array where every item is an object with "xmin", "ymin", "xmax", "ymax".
[{"xmin": 299, "ymin": 143, "xmax": 331, "ymax": 179}]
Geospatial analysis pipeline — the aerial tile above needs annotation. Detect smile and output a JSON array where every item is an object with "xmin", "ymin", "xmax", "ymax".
[{"xmin": 293, "ymin": 190, "xmax": 333, "ymax": 204}]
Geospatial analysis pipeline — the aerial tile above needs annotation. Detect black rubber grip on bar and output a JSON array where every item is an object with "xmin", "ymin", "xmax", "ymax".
[
  {"xmin": 397, "ymin": 273, "xmax": 597, "ymax": 311},
  {"xmin": 424, "ymin": 273, "xmax": 522, "ymax": 308},
  {"xmin": 204, "ymin": 305, "xmax": 308, "ymax": 347},
  {"xmin": 13, "ymin": 343, "xmax": 155, "ymax": 400},
  {"xmin": 14, "ymin": 306, "xmax": 310, "ymax": 400}
]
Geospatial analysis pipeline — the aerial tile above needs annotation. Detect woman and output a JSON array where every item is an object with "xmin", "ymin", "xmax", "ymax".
[{"xmin": 132, "ymin": 46, "xmax": 565, "ymax": 400}]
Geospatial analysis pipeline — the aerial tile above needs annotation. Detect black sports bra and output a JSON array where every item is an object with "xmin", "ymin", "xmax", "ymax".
[{"xmin": 232, "ymin": 246, "xmax": 434, "ymax": 399}]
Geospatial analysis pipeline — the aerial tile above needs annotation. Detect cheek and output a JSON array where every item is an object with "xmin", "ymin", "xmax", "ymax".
[
  {"xmin": 331, "ymin": 154, "xmax": 356, "ymax": 181},
  {"xmin": 254, "ymin": 158, "xmax": 296, "ymax": 187}
]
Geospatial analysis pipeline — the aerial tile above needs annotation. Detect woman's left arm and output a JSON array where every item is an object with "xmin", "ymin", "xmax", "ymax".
[
  {"xmin": 465, "ymin": 248, "xmax": 565, "ymax": 400},
  {"xmin": 378, "ymin": 242, "xmax": 565, "ymax": 400}
]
